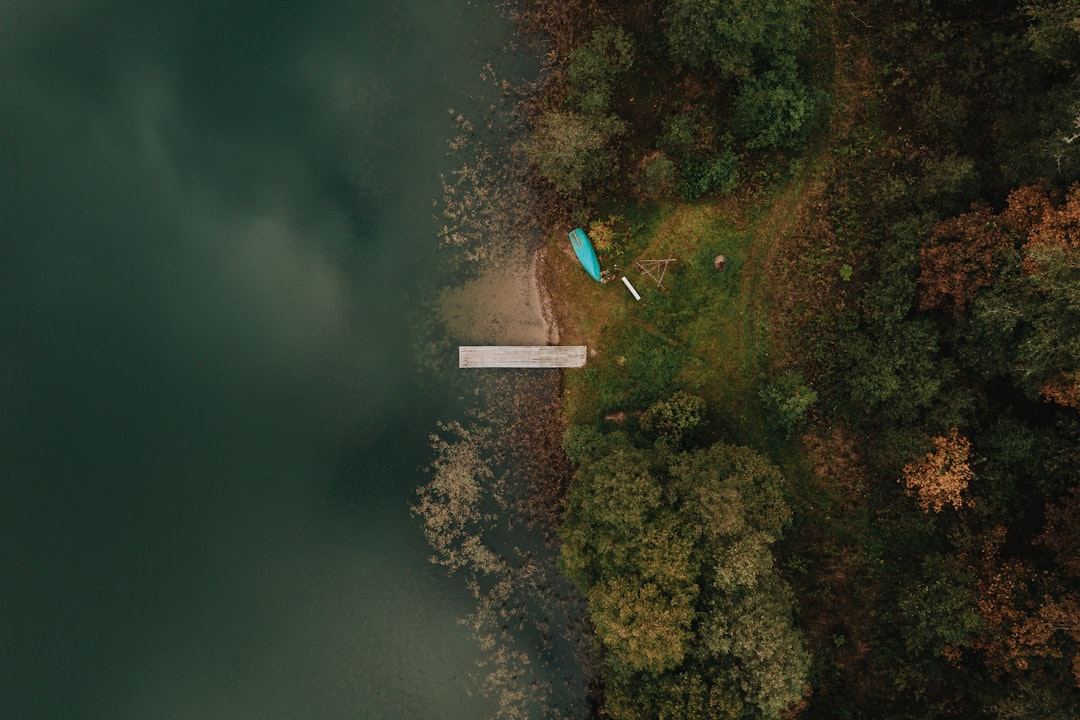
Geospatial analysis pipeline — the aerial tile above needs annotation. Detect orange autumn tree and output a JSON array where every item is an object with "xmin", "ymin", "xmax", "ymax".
[
  {"xmin": 1039, "ymin": 485, "xmax": 1080, "ymax": 580},
  {"xmin": 1041, "ymin": 371, "xmax": 1080, "ymax": 410},
  {"xmin": 919, "ymin": 183, "xmax": 1080, "ymax": 408},
  {"xmin": 1017, "ymin": 183, "xmax": 1080, "ymax": 406},
  {"xmin": 900, "ymin": 428, "xmax": 975, "ymax": 513},
  {"xmin": 916, "ymin": 184, "xmax": 1059, "ymax": 313},
  {"xmin": 917, "ymin": 205, "xmax": 1015, "ymax": 315},
  {"xmin": 972, "ymin": 526, "xmax": 1080, "ymax": 687},
  {"xmin": 916, "ymin": 184, "xmax": 1051, "ymax": 315},
  {"xmin": 1022, "ymin": 182, "xmax": 1080, "ymax": 266}
]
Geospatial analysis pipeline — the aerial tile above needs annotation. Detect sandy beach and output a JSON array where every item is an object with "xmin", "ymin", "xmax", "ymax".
[{"xmin": 439, "ymin": 240, "xmax": 560, "ymax": 347}]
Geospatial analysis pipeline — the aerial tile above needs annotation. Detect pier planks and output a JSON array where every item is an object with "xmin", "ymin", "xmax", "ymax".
[{"xmin": 458, "ymin": 346, "xmax": 587, "ymax": 368}]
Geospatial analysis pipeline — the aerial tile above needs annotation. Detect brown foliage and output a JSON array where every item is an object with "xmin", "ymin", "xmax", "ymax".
[
  {"xmin": 917, "ymin": 182, "xmax": 1080, "ymax": 314},
  {"xmin": 514, "ymin": 0, "xmax": 610, "ymax": 64},
  {"xmin": 414, "ymin": 373, "xmax": 593, "ymax": 719},
  {"xmin": 1041, "ymin": 371, "xmax": 1080, "ymax": 410},
  {"xmin": 972, "ymin": 527, "xmax": 1080, "ymax": 686},
  {"xmin": 1038, "ymin": 484, "xmax": 1080, "ymax": 579},
  {"xmin": 798, "ymin": 540, "xmax": 880, "ymax": 708},
  {"xmin": 1000, "ymin": 183, "xmax": 1053, "ymax": 234},
  {"xmin": 801, "ymin": 425, "xmax": 869, "ymax": 506},
  {"xmin": 900, "ymin": 428, "xmax": 975, "ymax": 513},
  {"xmin": 972, "ymin": 528, "xmax": 1036, "ymax": 672},
  {"xmin": 917, "ymin": 204, "xmax": 1013, "ymax": 314},
  {"xmin": 1022, "ymin": 182, "xmax": 1080, "ymax": 269},
  {"xmin": 794, "ymin": 429, "xmax": 883, "ymax": 708},
  {"xmin": 505, "ymin": 372, "xmax": 574, "ymax": 534},
  {"xmin": 415, "ymin": 418, "xmax": 504, "ymax": 574},
  {"xmin": 765, "ymin": 181, "xmax": 847, "ymax": 372}
]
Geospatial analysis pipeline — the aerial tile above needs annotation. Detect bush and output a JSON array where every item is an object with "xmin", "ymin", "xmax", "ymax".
[
  {"xmin": 758, "ymin": 371, "xmax": 818, "ymax": 438},
  {"xmin": 640, "ymin": 391, "xmax": 707, "ymax": 444},
  {"xmin": 636, "ymin": 152, "xmax": 678, "ymax": 198},
  {"xmin": 733, "ymin": 66, "xmax": 818, "ymax": 151},
  {"xmin": 587, "ymin": 215, "xmax": 626, "ymax": 255},
  {"xmin": 524, "ymin": 110, "xmax": 626, "ymax": 198},
  {"xmin": 679, "ymin": 148, "xmax": 740, "ymax": 200},
  {"xmin": 660, "ymin": 113, "xmax": 709, "ymax": 159},
  {"xmin": 566, "ymin": 26, "xmax": 635, "ymax": 115},
  {"xmin": 562, "ymin": 423, "xmax": 604, "ymax": 464}
]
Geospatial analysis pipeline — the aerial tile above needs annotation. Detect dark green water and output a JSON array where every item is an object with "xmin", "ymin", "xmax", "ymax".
[{"xmin": 0, "ymin": 2, "xmax": 528, "ymax": 717}]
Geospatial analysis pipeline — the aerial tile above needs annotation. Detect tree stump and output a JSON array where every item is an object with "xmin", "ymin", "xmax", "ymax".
[{"xmin": 714, "ymin": 254, "xmax": 726, "ymax": 272}]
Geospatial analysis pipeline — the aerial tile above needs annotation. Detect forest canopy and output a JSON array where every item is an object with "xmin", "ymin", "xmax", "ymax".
[
  {"xmin": 500, "ymin": 0, "xmax": 1080, "ymax": 717},
  {"xmin": 559, "ymin": 410, "xmax": 808, "ymax": 720}
]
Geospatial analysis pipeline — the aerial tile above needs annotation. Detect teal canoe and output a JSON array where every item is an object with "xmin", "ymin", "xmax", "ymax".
[{"xmin": 569, "ymin": 228, "xmax": 602, "ymax": 282}]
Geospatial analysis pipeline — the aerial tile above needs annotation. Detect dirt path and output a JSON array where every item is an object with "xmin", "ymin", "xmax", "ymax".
[{"xmin": 738, "ymin": 3, "xmax": 874, "ymax": 369}]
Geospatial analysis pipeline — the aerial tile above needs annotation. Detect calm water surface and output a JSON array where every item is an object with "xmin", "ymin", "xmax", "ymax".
[{"xmin": 0, "ymin": 2, "xmax": 527, "ymax": 717}]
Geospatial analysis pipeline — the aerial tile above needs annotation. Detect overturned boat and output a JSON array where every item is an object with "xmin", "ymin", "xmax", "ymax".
[{"xmin": 568, "ymin": 227, "xmax": 602, "ymax": 282}]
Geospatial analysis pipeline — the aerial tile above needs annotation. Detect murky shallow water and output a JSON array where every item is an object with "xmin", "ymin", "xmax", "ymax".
[{"xmin": 0, "ymin": 2, "xmax": 551, "ymax": 718}]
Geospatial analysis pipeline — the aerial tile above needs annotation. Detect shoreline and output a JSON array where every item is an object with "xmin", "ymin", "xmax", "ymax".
[
  {"xmin": 438, "ymin": 239, "xmax": 563, "ymax": 348},
  {"xmin": 535, "ymin": 241, "xmax": 562, "ymax": 346}
]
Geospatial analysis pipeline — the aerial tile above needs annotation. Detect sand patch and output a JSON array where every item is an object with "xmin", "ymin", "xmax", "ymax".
[{"xmin": 439, "ymin": 242, "xmax": 560, "ymax": 346}]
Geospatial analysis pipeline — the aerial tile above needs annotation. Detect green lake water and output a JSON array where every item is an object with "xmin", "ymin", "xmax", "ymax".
[{"xmin": 0, "ymin": 2, "xmax": 540, "ymax": 717}]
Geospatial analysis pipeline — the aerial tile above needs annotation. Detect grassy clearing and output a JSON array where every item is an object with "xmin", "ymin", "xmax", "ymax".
[{"xmin": 543, "ymin": 188, "xmax": 795, "ymax": 449}]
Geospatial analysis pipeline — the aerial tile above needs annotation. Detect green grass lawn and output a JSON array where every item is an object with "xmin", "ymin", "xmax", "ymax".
[{"xmin": 549, "ymin": 195, "xmax": 779, "ymax": 448}]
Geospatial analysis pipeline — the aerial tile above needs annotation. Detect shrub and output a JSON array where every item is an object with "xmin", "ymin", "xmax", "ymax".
[
  {"xmin": 758, "ymin": 371, "xmax": 818, "ymax": 438},
  {"xmin": 562, "ymin": 423, "xmax": 604, "ymax": 464},
  {"xmin": 636, "ymin": 151, "xmax": 677, "ymax": 198},
  {"xmin": 733, "ymin": 66, "xmax": 818, "ymax": 151},
  {"xmin": 640, "ymin": 391, "xmax": 707, "ymax": 444},
  {"xmin": 524, "ymin": 110, "xmax": 626, "ymax": 198},
  {"xmin": 566, "ymin": 26, "xmax": 635, "ymax": 115},
  {"xmin": 660, "ymin": 113, "xmax": 708, "ymax": 159},
  {"xmin": 588, "ymin": 215, "xmax": 625, "ymax": 254},
  {"xmin": 678, "ymin": 148, "xmax": 740, "ymax": 200}
]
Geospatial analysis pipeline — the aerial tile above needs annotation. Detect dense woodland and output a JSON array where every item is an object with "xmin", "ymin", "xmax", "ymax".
[{"xmin": 512, "ymin": 0, "xmax": 1080, "ymax": 718}]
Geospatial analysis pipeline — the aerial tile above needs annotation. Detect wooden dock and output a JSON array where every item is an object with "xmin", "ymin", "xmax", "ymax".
[{"xmin": 459, "ymin": 346, "xmax": 588, "ymax": 368}]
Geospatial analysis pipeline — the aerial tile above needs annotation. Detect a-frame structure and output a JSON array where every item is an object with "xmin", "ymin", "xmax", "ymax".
[{"xmin": 636, "ymin": 258, "xmax": 677, "ymax": 289}]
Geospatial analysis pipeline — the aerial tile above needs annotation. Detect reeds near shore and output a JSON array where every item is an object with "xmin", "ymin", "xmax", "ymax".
[{"xmin": 413, "ymin": 372, "xmax": 593, "ymax": 720}]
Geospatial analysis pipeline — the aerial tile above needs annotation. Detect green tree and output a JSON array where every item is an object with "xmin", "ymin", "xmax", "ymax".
[
  {"xmin": 1019, "ymin": 239, "xmax": 1080, "ymax": 399},
  {"xmin": 663, "ymin": 0, "xmax": 811, "ymax": 79},
  {"xmin": 841, "ymin": 319, "xmax": 943, "ymax": 426},
  {"xmin": 560, "ymin": 435, "xmax": 808, "ymax": 719},
  {"xmin": 524, "ymin": 109, "xmax": 625, "ymax": 198},
  {"xmin": 589, "ymin": 576, "xmax": 696, "ymax": 674},
  {"xmin": 675, "ymin": 444, "xmax": 808, "ymax": 718},
  {"xmin": 566, "ymin": 26, "xmax": 635, "ymax": 115},
  {"xmin": 1024, "ymin": 0, "xmax": 1080, "ymax": 66},
  {"xmin": 672, "ymin": 443, "xmax": 792, "ymax": 544},
  {"xmin": 895, "ymin": 554, "xmax": 983, "ymax": 657},
  {"xmin": 606, "ymin": 667, "xmax": 742, "ymax": 720},
  {"xmin": 651, "ymin": 670, "xmax": 742, "ymax": 720},
  {"xmin": 711, "ymin": 532, "xmax": 776, "ymax": 592},
  {"xmin": 700, "ymin": 577, "xmax": 811, "ymax": 720},
  {"xmin": 559, "ymin": 432, "xmax": 664, "ymax": 587},
  {"xmin": 640, "ymin": 391, "xmax": 706, "ymax": 445},
  {"xmin": 733, "ymin": 65, "xmax": 819, "ymax": 151}
]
